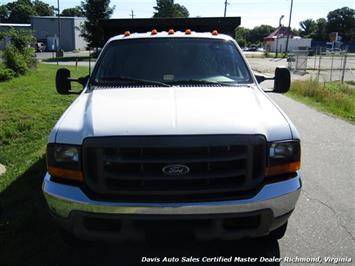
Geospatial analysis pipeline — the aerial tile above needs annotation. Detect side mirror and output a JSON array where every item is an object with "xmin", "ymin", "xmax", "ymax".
[
  {"xmin": 55, "ymin": 68, "xmax": 89, "ymax": 95},
  {"xmin": 274, "ymin": 67, "xmax": 290, "ymax": 93},
  {"xmin": 56, "ymin": 68, "xmax": 71, "ymax": 94}
]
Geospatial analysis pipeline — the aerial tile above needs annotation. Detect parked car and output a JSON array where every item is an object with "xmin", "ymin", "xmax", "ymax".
[
  {"xmin": 35, "ymin": 42, "xmax": 46, "ymax": 52},
  {"xmin": 245, "ymin": 45, "xmax": 258, "ymax": 51},
  {"xmin": 43, "ymin": 21, "xmax": 301, "ymax": 243}
]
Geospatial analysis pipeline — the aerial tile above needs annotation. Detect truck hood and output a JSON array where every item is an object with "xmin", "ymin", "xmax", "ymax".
[{"xmin": 52, "ymin": 85, "xmax": 292, "ymax": 144}]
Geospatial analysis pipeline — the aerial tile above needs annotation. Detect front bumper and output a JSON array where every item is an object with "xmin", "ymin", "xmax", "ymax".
[{"xmin": 43, "ymin": 173, "xmax": 301, "ymax": 240}]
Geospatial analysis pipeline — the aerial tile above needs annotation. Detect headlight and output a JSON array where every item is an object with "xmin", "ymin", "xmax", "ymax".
[
  {"xmin": 54, "ymin": 146, "xmax": 80, "ymax": 163},
  {"xmin": 266, "ymin": 140, "xmax": 300, "ymax": 176},
  {"xmin": 47, "ymin": 144, "xmax": 83, "ymax": 182}
]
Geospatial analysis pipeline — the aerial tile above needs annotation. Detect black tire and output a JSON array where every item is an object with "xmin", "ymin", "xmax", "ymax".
[{"xmin": 267, "ymin": 222, "xmax": 288, "ymax": 240}]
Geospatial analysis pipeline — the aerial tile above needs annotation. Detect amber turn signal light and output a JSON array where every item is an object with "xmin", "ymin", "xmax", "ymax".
[
  {"xmin": 265, "ymin": 161, "xmax": 300, "ymax": 177},
  {"xmin": 48, "ymin": 166, "xmax": 84, "ymax": 182}
]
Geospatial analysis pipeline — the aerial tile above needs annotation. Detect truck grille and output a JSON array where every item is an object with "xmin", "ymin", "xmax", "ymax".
[{"xmin": 82, "ymin": 135, "xmax": 266, "ymax": 202}]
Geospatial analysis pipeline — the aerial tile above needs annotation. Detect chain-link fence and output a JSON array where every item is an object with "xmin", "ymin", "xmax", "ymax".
[
  {"xmin": 287, "ymin": 50, "xmax": 309, "ymax": 74},
  {"xmin": 287, "ymin": 48, "xmax": 355, "ymax": 83}
]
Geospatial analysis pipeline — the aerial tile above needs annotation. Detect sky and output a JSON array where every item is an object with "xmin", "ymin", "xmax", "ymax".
[{"xmin": 3, "ymin": 0, "xmax": 355, "ymax": 29}]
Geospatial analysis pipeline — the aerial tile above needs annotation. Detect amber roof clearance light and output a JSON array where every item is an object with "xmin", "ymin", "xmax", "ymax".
[
  {"xmin": 212, "ymin": 30, "xmax": 219, "ymax": 36},
  {"xmin": 185, "ymin": 29, "xmax": 192, "ymax": 35}
]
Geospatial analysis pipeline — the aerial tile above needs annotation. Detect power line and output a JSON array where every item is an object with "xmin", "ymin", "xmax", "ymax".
[{"xmin": 130, "ymin": 9, "xmax": 135, "ymax": 19}]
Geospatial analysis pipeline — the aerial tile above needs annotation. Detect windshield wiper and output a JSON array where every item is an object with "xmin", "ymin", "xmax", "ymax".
[
  {"xmin": 168, "ymin": 79, "xmax": 238, "ymax": 86},
  {"xmin": 98, "ymin": 76, "xmax": 171, "ymax": 87}
]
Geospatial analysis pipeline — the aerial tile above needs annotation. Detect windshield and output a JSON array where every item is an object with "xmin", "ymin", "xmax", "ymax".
[{"xmin": 92, "ymin": 38, "xmax": 253, "ymax": 86}]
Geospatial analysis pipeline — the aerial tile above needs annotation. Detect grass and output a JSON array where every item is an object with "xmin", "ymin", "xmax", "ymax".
[
  {"xmin": 0, "ymin": 64, "xmax": 91, "ymax": 264},
  {"xmin": 287, "ymin": 79, "xmax": 355, "ymax": 122},
  {"xmin": 0, "ymin": 64, "xmax": 88, "ymax": 191}
]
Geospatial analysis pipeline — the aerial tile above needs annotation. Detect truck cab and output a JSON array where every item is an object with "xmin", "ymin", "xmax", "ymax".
[{"xmin": 43, "ymin": 19, "xmax": 301, "ymax": 242}]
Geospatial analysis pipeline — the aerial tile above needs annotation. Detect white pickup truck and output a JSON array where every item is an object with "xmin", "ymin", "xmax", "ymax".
[{"xmin": 43, "ymin": 21, "xmax": 301, "ymax": 243}]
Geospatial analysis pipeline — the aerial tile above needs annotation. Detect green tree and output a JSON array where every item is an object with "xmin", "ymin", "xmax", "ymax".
[
  {"xmin": 248, "ymin": 25, "xmax": 275, "ymax": 45},
  {"xmin": 314, "ymin": 18, "xmax": 328, "ymax": 41},
  {"xmin": 33, "ymin": 0, "xmax": 54, "ymax": 16},
  {"xmin": 81, "ymin": 0, "xmax": 114, "ymax": 48},
  {"xmin": 5, "ymin": 1, "xmax": 36, "ymax": 23},
  {"xmin": 326, "ymin": 7, "xmax": 355, "ymax": 42},
  {"xmin": 0, "ymin": 0, "xmax": 54, "ymax": 23},
  {"xmin": 0, "ymin": 5, "xmax": 8, "ymax": 22},
  {"xmin": 235, "ymin": 27, "xmax": 250, "ymax": 47},
  {"xmin": 153, "ymin": 0, "xmax": 189, "ymax": 18},
  {"xmin": 299, "ymin": 19, "xmax": 317, "ymax": 38},
  {"xmin": 61, "ymin": 7, "xmax": 84, "ymax": 17}
]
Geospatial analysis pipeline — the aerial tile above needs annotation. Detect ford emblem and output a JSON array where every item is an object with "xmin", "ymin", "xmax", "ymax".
[{"xmin": 162, "ymin": 164, "xmax": 190, "ymax": 176}]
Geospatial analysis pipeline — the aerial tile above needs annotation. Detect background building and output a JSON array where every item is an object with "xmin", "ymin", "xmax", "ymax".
[
  {"xmin": 31, "ymin": 16, "xmax": 87, "ymax": 51},
  {"xmin": 271, "ymin": 37, "xmax": 312, "ymax": 53},
  {"xmin": 264, "ymin": 26, "xmax": 311, "ymax": 52}
]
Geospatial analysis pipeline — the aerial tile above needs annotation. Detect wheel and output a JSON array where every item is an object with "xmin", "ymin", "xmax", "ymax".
[{"xmin": 267, "ymin": 222, "xmax": 288, "ymax": 240}]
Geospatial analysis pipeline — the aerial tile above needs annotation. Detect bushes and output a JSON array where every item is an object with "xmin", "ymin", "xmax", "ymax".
[
  {"xmin": 0, "ymin": 64, "xmax": 15, "ymax": 81},
  {"xmin": 3, "ymin": 46, "xmax": 29, "ymax": 76},
  {"xmin": 0, "ymin": 28, "xmax": 37, "ymax": 80}
]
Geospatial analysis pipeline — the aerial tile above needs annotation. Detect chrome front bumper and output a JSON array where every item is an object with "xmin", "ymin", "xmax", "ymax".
[{"xmin": 42, "ymin": 173, "xmax": 301, "ymax": 219}]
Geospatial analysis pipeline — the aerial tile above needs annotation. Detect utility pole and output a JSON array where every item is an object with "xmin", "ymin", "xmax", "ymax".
[
  {"xmin": 130, "ymin": 10, "xmax": 135, "ymax": 19},
  {"xmin": 57, "ymin": 0, "xmax": 61, "ymax": 52},
  {"xmin": 224, "ymin": 0, "xmax": 229, "ymax": 17},
  {"xmin": 284, "ymin": 0, "xmax": 293, "ymax": 55}
]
